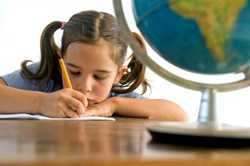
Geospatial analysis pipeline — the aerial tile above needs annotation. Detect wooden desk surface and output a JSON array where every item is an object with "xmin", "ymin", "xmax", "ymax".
[{"xmin": 0, "ymin": 118, "xmax": 250, "ymax": 166}]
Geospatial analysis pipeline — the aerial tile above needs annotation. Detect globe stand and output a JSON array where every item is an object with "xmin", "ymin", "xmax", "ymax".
[
  {"xmin": 198, "ymin": 89, "xmax": 217, "ymax": 124},
  {"xmin": 113, "ymin": 0, "xmax": 250, "ymax": 147}
]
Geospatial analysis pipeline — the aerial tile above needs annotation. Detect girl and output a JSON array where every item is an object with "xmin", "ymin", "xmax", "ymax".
[{"xmin": 0, "ymin": 10, "xmax": 187, "ymax": 121}]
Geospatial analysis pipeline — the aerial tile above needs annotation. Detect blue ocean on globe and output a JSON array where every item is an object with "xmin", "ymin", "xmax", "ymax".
[{"xmin": 132, "ymin": 0, "xmax": 250, "ymax": 74}]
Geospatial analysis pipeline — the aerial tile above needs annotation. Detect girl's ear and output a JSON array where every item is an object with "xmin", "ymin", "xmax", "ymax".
[{"xmin": 113, "ymin": 67, "xmax": 128, "ymax": 84}]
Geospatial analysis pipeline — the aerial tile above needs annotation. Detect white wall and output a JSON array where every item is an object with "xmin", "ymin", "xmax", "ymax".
[{"xmin": 1, "ymin": 0, "xmax": 250, "ymax": 126}]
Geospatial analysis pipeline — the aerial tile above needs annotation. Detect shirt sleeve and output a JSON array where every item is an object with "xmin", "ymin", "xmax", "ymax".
[
  {"xmin": 1, "ymin": 69, "xmax": 41, "ymax": 91},
  {"xmin": 0, "ymin": 63, "xmax": 57, "ymax": 92}
]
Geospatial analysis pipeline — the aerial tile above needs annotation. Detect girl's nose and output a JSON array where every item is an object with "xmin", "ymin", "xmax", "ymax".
[{"xmin": 79, "ymin": 77, "xmax": 93, "ymax": 94}]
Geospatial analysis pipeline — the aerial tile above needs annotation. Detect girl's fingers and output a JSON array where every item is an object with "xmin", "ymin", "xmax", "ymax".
[
  {"xmin": 64, "ymin": 106, "xmax": 80, "ymax": 118},
  {"xmin": 57, "ymin": 109, "xmax": 67, "ymax": 118},
  {"xmin": 71, "ymin": 90, "xmax": 88, "ymax": 107},
  {"xmin": 66, "ymin": 97, "xmax": 86, "ymax": 115}
]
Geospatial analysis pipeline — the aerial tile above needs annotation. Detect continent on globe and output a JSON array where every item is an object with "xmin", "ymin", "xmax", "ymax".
[{"xmin": 170, "ymin": 0, "xmax": 246, "ymax": 62}]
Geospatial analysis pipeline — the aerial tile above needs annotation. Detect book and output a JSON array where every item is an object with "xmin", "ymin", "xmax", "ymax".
[{"xmin": 0, "ymin": 113, "xmax": 115, "ymax": 121}]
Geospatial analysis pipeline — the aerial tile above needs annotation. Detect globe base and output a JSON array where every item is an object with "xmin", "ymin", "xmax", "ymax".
[{"xmin": 148, "ymin": 122, "xmax": 250, "ymax": 147}]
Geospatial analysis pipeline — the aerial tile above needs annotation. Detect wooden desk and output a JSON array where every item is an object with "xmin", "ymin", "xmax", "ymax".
[{"xmin": 0, "ymin": 118, "xmax": 250, "ymax": 166}]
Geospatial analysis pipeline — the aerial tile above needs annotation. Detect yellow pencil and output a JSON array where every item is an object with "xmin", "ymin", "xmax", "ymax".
[{"xmin": 58, "ymin": 58, "xmax": 73, "ymax": 89}]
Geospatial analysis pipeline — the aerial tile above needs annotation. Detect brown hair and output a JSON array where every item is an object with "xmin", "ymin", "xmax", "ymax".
[{"xmin": 21, "ymin": 10, "xmax": 149, "ymax": 94}]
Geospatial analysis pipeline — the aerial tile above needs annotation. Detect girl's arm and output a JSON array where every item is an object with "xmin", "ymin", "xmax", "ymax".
[
  {"xmin": 0, "ymin": 79, "xmax": 87, "ymax": 117},
  {"xmin": 0, "ymin": 79, "xmax": 43, "ymax": 114},
  {"xmin": 111, "ymin": 97, "xmax": 187, "ymax": 121},
  {"xmin": 86, "ymin": 96, "xmax": 187, "ymax": 121}
]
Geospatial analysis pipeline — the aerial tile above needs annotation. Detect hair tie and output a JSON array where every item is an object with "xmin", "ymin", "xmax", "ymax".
[{"xmin": 61, "ymin": 22, "xmax": 66, "ymax": 29}]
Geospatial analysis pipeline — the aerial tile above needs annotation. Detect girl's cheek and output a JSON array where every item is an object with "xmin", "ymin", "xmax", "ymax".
[{"xmin": 94, "ymin": 86, "xmax": 112, "ymax": 100}]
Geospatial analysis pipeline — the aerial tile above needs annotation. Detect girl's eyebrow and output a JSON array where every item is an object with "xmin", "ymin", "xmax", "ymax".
[
  {"xmin": 67, "ymin": 63, "xmax": 112, "ymax": 73},
  {"xmin": 95, "ymin": 70, "xmax": 112, "ymax": 74}
]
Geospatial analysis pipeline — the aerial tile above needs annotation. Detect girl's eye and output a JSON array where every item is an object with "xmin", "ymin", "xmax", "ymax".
[
  {"xmin": 70, "ymin": 71, "xmax": 81, "ymax": 76},
  {"xmin": 94, "ymin": 75, "xmax": 107, "ymax": 80}
]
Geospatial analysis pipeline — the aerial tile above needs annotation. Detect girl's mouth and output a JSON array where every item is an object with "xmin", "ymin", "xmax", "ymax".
[{"xmin": 87, "ymin": 99, "xmax": 97, "ymax": 106}]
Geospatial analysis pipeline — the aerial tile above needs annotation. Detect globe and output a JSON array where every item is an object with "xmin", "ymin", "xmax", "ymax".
[
  {"xmin": 113, "ymin": 0, "xmax": 250, "ymax": 146},
  {"xmin": 132, "ymin": 0, "xmax": 250, "ymax": 74}
]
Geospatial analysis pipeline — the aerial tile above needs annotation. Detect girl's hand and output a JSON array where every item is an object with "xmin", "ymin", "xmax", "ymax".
[
  {"xmin": 82, "ymin": 98, "xmax": 116, "ymax": 117},
  {"xmin": 38, "ymin": 88, "xmax": 88, "ymax": 118}
]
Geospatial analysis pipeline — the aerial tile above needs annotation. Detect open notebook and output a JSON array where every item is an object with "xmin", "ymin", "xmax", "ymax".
[{"xmin": 0, "ymin": 113, "xmax": 115, "ymax": 121}]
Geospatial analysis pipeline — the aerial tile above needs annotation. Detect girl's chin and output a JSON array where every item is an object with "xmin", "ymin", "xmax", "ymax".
[
  {"xmin": 87, "ymin": 100, "xmax": 99, "ymax": 106},
  {"xmin": 88, "ymin": 97, "xmax": 108, "ymax": 106}
]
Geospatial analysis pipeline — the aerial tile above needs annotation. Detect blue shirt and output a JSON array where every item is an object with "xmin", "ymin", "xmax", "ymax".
[{"xmin": 1, "ymin": 63, "xmax": 144, "ymax": 99}]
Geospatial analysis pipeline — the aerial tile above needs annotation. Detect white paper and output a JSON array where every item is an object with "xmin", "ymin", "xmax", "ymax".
[{"xmin": 0, "ymin": 113, "xmax": 115, "ymax": 121}]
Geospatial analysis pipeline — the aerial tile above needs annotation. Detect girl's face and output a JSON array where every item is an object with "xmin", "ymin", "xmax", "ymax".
[{"xmin": 63, "ymin": 40, "xmax": 124, "ymax": 105}]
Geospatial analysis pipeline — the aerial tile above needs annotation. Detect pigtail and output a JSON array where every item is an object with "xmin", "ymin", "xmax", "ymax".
[
  {"xmin": 112, "ymin": 32, "xmax": 150, "ymax": 94},
  {"xmin": 21, "ymin": 21, "xmax": 62, "ymax": 85}
]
